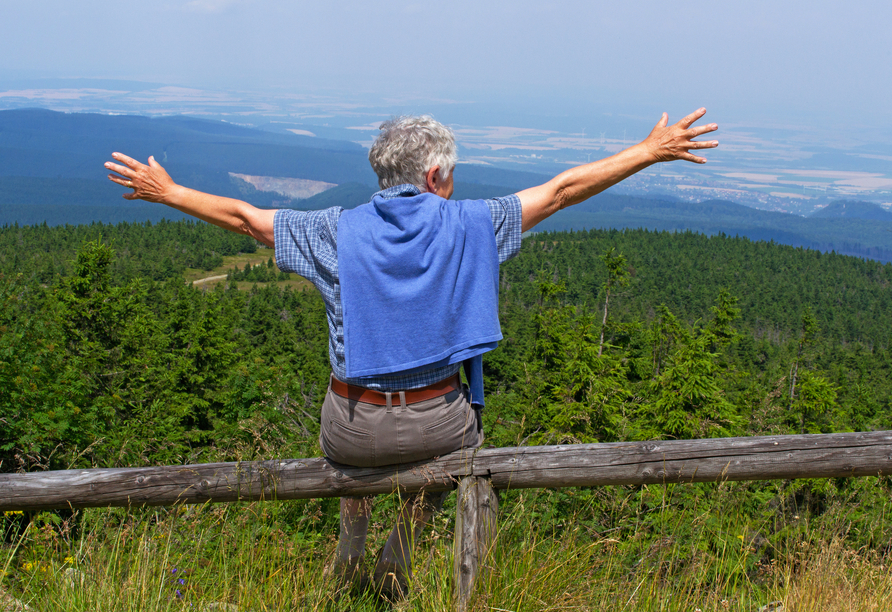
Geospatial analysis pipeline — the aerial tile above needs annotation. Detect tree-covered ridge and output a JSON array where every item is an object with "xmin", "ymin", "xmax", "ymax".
[
  {"xmin": 3, "ymin": 221, "xmax": 892, "ymax": 479},
  {"xmin": 482, "ymin": 228, "xmax": 892, "ymax": 447},
  {"xmin": 537, "ymin": 193, "xmax": 892, "ymax": 263},
  {"xmin": 503, "ymin": 228, "xmax": 892, "ymax": 348},
  {"xmin": 812, "ymin": 199, "xmax": 892, "ymax": 221},
  {"xmin": 0, "ymin": 220, "xmax": 258, "ymax": 283},
  {"xmin": 1, "ymin": 239, "xmax": 330, "ymax": 472}
]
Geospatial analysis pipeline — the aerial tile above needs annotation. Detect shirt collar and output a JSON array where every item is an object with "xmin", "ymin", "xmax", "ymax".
[{"xmin": 373, "ymin": 184, "xmax": 423, "ymax": 199}]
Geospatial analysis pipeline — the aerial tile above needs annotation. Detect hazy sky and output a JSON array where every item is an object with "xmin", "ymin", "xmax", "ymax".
[{"xmin": 2, "ymin": 0, "xmax": 891, "ymax": 126}]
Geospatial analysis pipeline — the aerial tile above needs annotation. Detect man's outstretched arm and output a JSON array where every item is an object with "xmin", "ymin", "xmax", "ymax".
[
  {"xmin": 105, "ymin": 153, "xmax": 276, "ymax": 247},
  {"xmin": 517, "ymin": 108, "xmax": 718, "ymax": 232}
]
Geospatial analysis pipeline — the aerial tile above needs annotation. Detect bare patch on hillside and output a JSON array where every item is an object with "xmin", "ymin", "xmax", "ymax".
[{"xmin": 230, "ymin": 173, "xmax": 336, "ymax": 200}]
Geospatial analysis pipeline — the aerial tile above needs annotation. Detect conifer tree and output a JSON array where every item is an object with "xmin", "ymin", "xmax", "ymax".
[
  {"xmin": 598, "ymin": 248, "xmax": 630, "ymax": 357},
  {"xmin": 789, "ymin": 308, "xmax": 818, "ymax": 409}
]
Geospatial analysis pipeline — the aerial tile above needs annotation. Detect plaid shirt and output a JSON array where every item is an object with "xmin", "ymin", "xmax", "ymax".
[{"xmin": 274, "ymin": 184, "xmax": 522, "ymax": 391}]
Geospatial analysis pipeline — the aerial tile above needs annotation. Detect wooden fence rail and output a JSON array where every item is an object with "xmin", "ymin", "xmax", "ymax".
[
  {"xmin": 3, "ymin": 430, "xmax": 891, "ymax": 611},
  {"xmin": 3, "ymin": 431, "xmax": 891, "ymax": 512}
]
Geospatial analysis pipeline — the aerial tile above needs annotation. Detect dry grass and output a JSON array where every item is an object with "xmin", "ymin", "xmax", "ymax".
[
  {"xmin": 3, "ymin": 491, "xmax": 892, "ymax": 612},
  {"xmin": 782, "ymin": 539, "xmax": 892, "ymax": 612}
]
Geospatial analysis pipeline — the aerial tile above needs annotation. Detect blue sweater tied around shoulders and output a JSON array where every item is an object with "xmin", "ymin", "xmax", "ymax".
[{"xmin": 336, "ymin": 187, "xmax": 502, "ymax": 407}]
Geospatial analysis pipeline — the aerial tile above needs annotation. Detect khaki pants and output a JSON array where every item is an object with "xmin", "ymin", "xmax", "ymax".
[{"xmin": 319, "ymin": 379, "xmax": 483, "ymax": 467}]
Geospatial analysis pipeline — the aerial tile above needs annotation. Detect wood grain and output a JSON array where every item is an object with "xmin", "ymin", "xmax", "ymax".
[
  {"xmin": 2, "ymin": 432, "xmax": 890, "ymax": 511},
  {"xmin": 453, "ymin": 476, "xmax": 498, "ymax": 612}
]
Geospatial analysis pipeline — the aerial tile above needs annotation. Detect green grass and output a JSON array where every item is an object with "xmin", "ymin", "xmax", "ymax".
[
  {"xmin": 4, "ymin": 480, "xmax": 892, "ymax": 612},
  {"xmin": 183, "ymin": 247, "xmax": 312, "ymax": 291}
]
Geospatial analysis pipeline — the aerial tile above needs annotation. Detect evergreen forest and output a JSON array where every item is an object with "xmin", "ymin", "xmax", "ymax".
[
  {"xmin": 3, "ymin": 220, "xmax": 892, "ymax": 610},
  {"xmin": 4, "ymin": 219, "xmax": 892, "ymax": 491}
]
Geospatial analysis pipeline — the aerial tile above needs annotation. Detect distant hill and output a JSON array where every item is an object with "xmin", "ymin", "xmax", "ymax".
[
  {"xmin": 294, "ymin": 183, "xmax": 376, "ymax": 210},
  {"xmin": 1, "ymin": 108, "xmax": 374, "ymax": 171},
  {"xmin": 5, "ymin": 108, "xmax": 892, "ymax": 264},
  {"xmin": 292, "ymin": 181, "xmax": 519, "ymax": 211},
  {"xmin": 536, "ymin": 192, "xmax": 892, "ymax": 263},
  {"xmin": 451, "ymin": 182, "xmax": 519, "ymax": 200},
  {"xmin": 0, "ymin": 108, "xmax": 552, "ymax": 225},
  {"xmin": 0, "ymin": 108, "xmax": 379, "ymax": 222},
  {"xmin": 811, "ymin": 200, "xmax": 892, "ymax": 221}
]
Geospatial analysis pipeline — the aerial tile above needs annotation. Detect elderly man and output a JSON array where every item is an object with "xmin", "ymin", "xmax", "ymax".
[{"xmin": 106, "ymin": 108, "xmax": 717, "ymax": 602}]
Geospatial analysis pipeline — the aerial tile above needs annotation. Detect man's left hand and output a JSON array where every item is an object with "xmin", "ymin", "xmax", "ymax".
[{"xmin": 641, "ymin": 108, "xmax": 718, "ymax": 165}]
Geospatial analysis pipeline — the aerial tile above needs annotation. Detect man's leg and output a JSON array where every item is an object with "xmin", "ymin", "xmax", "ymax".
[
  {"xmin": 374, "ymin": 490, "xmax": 448, "ymax": 600},
  {"xmin": 334, "ymin": 496, "xmax": 374, "ymax": 592}
]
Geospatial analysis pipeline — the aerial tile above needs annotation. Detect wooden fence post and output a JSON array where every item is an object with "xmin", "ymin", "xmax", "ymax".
[{"xmin": 453, "ymin": 476, "xmax": 498, "ymax": 612}]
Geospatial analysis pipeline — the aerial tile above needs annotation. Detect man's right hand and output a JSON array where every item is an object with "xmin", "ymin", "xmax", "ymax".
[
  {"xmin": 106, "ymin": 153, "xmax": 178, "ymax": 204},
  {"xmin": 104, "ymin": 152, "xmax": 276, "ymax": 248}
]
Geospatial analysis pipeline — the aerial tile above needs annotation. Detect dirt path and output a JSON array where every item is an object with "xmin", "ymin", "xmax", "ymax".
[{"xmin": 192, "ymin": 274, "xmax": 228, "ymax": 285}]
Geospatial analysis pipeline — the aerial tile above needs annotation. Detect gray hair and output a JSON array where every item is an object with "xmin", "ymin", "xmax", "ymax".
[{"xmin": 368, "ymin": 115, "xmax": 458, "ymax": 190}]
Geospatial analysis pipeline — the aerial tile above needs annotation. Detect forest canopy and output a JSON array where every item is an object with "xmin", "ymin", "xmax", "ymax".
[{"xmin": 3, "ymin": 220, "xmax": 891, "ymax": 474}]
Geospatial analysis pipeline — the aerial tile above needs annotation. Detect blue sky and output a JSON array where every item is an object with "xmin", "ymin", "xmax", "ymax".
[{"xmin": 2, "ymin": 0, "xmax": 890, "ymax": 127}]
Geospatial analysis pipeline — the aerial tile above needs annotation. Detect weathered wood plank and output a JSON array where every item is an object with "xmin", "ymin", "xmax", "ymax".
[
  {"xmin": 0, "ymin": 450, "xmax": 475, "ymax": 511},
  {"xmin": 472, "ymin": 431, "xmax": 892, "ymax": 489},
  {"xmin": 453, "ymin": 476, "xmax": 498, "ymax": 612},
  {"xmin": 453, "ymin": 477, "xmax": 479, "ymax": 612},
  {"xmin": 475, "ymin": 477, "xmax": 498, "ymax": 597},
  {"xmin": 2, "ymin": 432, "xmax": 891, "ymax": 512}
]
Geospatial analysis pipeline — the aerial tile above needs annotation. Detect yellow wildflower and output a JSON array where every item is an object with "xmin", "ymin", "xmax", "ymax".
[
  {"xmin": 64, "ymin": 556, "xmax": 76, "ymax": 565},
  {"xmin": 23, "ymin": 562, "xmax": 34, "ymax": 571}
]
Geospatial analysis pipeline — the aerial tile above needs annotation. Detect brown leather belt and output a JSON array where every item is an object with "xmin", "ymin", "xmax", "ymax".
[{"xmin": 330, "ymin": 373, "xmax": 461, "ymax": 406}]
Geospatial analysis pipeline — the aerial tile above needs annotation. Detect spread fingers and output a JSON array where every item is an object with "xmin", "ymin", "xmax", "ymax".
[
  {"xmin": 104, "ymin": 161, "xmax": 135, "ymax": 177},
  {"xmin": 110, "ymin": 152, "xmax": 141, "ymax": 168},
  {"xmin": 108, "ymin": 173, "xmax": 134, "ymax": 187},
  {"xmin": 688, "ymin": 123, "xmax": 719, "ymax": 138},
  {"xmin": 678, "ymin": 108, "xmax": 707, "ymax": 129}
]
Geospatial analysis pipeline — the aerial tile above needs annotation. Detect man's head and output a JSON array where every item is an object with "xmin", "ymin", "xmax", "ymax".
[{"xmin": 368, "ymin": 115, "xmax": 457, "ymax": 196}]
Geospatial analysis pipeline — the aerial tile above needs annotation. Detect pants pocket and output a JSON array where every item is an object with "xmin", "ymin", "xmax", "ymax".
[
  {"xmin": 422, "ymin": 406, "xmax": 473, "ymax": 457},
  {"xmin": 322, "ymin": 418, "xmax": 376, "ymax": 467}
]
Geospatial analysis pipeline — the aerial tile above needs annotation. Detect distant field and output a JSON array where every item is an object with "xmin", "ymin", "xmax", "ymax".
[{"xmin": 184, "ymin": 247, "xmax": 312, "ymax": 291}]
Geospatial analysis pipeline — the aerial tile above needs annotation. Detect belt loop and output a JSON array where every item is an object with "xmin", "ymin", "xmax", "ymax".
[
  {"xmin": 399, "ymin": 391, "xmax": 407, "ymax": 412},
  {"xmin": 385, "ymin": 392, "xmax": 393, "ymax": 413}
]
